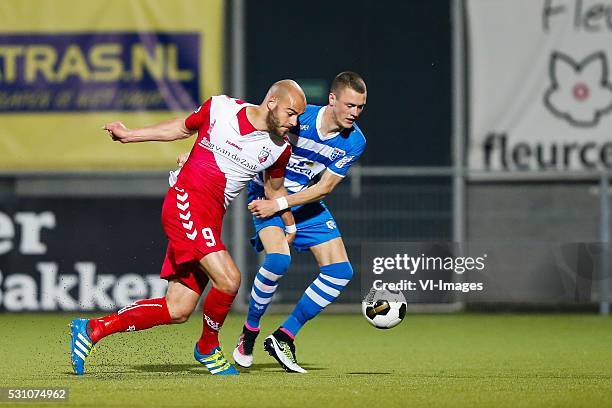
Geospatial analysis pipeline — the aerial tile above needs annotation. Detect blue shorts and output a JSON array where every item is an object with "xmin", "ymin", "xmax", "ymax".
[{"xmin": 250, "ymin": 200, "xmax": 342, "ymax": 252}]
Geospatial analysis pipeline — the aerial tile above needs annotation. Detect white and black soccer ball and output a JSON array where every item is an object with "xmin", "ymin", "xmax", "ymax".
[{"xmin": 361, "ymin": 288, "xmax": 407, "ymax": 329}]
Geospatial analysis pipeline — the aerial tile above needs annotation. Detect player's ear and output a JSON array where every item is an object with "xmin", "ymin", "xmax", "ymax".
[
  {"xmin": 329, "ymin": 92, "xmax": 336, "ymax": 106},
  {"xmin": 267, "ymin": 96, "xmax": 278, "ymax": 111}
]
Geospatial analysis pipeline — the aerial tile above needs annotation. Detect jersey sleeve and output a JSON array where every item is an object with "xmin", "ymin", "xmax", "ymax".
[
  {"xmin": 327, "ymin": 137, "xmax": 366, "ymax": 177},
  {"xmin": 184, "ymin": 98, "xmax": 212, "ymax": 130},
  {"xmin": 266, "ymin": 145, "xmax": 292, "ymax": 179}
]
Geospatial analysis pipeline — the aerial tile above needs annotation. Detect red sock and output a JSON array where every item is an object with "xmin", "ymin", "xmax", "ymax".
[
  {"xmin": 196, "ymin": 287, "xmax": 236, "ymax": 354},
  {"xmin": 87, "ymin": 297, "xmax": 172, "ymax": 344}
]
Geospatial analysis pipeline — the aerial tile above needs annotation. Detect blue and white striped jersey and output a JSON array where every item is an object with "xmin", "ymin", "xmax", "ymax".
[{"xmin": 249, "ymin": 104, "xmax": 366, "ymax": 195}]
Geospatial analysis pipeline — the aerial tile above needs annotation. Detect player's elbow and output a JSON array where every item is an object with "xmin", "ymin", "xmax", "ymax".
[
  {"xmin": 177, "ymin": 128, "xmax": 193, "ymax": 140},
  {"xmin": 319, "ymin": 183, "xmax": 334, "ymax": 197},
  {"xmin": 172, "ymin": 118, "xmax": 193, "ymax": 140}
]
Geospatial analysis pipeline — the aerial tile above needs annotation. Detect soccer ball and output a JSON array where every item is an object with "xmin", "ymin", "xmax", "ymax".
[{"xmin": 361, "ymin": 288, "xmax": 407, "ymax": 329}]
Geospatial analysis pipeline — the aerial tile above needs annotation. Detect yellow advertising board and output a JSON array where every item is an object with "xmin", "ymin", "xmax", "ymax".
[{"xmin": 0, "ymin": 0, "xmax": 224, "ymax": 170}]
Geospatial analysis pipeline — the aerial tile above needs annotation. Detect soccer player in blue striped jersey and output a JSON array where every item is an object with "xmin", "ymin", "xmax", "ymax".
[{"xmin": 233, "ymin": 71, "xmax": 367, "ymax": 373}]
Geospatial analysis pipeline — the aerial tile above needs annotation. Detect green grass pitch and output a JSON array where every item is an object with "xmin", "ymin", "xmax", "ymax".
[{"xmin": 0, "ymin": 313, "xmax": 611, "ymax": 407}]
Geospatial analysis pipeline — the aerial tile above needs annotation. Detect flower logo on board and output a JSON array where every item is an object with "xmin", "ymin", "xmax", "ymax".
[{"xmin": 544, "ymin": 51, "xmax": 612, "ymax": 127}]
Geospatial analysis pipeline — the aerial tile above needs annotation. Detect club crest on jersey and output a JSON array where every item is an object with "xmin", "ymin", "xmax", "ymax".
[
  {"xmin": 258, "ymin": 147, "xmax": 271, "ymax": 164},
  {"xmin": 330, "ymin": 147, "xmax": 346, "ymax": 161}
]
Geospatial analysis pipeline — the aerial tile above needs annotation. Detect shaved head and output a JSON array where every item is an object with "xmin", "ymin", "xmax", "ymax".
[
  {"xmin": 259, "ymin": 79, "xmax": 307, "ymax": 139},
  {"xmin": 264, "ymin": 79, "xmax": 306, "ymax": 108}
]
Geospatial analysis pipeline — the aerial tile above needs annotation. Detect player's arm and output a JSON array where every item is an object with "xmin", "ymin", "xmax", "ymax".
[
  {"xmin": 287, "ymin": 170, "xmax": 343, "ymax": 205},
  {"xmin": 248, "ymin": 169, "xmax": 343, "ymax": 218},
  {"xmin": 249, "ymin": 137, "xmax": 365, "ymax": 218},
  {"xmin": 104, "ymin": 98, "xmax": 211, "ymax": 144},
  {"xmin": 260, "ymin": 144, "xmax": 296, "ymax": 243},
  {"xmin": 103, "ymin": 118, "xmax": 195, "ymax": 143},
  {"xmin": 264, "ymin": 172, "xmax": 296, "ymax": 244}
]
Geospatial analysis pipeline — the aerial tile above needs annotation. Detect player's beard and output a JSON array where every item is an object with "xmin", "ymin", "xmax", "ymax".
[{"xmin": 266, "ymin": 108, "xmax": 286, "ymax": 139}]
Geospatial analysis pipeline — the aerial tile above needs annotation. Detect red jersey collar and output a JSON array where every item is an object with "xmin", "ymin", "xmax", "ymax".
[{"xmin": 237, "ymin": 107, "xmax": 258, "ymax": 135}]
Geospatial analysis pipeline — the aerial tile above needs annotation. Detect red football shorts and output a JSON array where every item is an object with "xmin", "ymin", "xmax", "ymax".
[
  {"xmin": 160, "ymin": 246, "xmax": 209, "ymax": 295},
  {"xmin": 159, "ymin": 185, "xmax": 226, "ymax": 295}
]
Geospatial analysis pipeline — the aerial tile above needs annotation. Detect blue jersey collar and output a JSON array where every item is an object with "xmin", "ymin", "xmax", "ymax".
[{"xmin": 316, "ymin": 106, "xmax": 340, "ymax": 141}]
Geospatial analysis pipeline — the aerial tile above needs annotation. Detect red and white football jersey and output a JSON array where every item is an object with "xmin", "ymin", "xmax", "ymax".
[{"xmin": 173, "ymin": 95, "xmax": 291, "ymax": 212}]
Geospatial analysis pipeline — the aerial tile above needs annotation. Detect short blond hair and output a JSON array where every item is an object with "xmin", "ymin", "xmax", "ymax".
[{"xmin": 331, "ymin": 71, "xmax": 366, "ymax": 95}]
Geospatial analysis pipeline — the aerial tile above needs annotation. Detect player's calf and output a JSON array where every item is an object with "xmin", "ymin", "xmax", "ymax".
[
  {"xmin": 233, "ymin": 252, "xmax": 290, "ymax": 368},
  {"xmin": 192, "ymin": 283, "xmax": 240, "ymax": 376},
  {"xmin": 87, "ymin": 297, "xmax": 173, "ymax": 344},
  {"xmin": 280, "ymin": 262, "xmax": 353, "ymax": 337},
  {"xmin": 69, "ymin": 297, "xmax": 176, "ymax": 375},
  {"xmin": 196, "ymin": 287, "xmax": 237, "ymax": 357},
  {"xmin": 246, "ymin": 253, "xmax": 291, "ymax": 329}
]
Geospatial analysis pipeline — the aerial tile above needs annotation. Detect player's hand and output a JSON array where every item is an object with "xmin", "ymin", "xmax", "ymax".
[
  {"xmin": 247, "ymin": 199, "xmax": 279, "ymax": 218},
  {"xmin": 177, "ymin": 152, "xmax": 189, "ymax": 167},
  {"xmin": 103, "ymin": 121, "xmax": 132, "ymax": 143},
  {"xmin": 286, "ymin": 231, "xmax": 296, "ymax": 245}
]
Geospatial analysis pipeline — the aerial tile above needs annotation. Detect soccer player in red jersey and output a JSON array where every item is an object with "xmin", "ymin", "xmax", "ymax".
[{"xmin": 69, "ymin": 80, "xmax": 306, "ymax": 376}]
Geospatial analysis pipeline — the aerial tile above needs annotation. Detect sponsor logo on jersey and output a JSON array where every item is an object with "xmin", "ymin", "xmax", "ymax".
[
  {"xmin": 225, "ymin": 139, "xmax": 243, "ymax": 151},
  {"xmin": 198, "ymin": 138, "xmax": 260, "ymax": 171},
  {"xmin": 335, "ymin": 155, "xmax": 354, "ymax": 169},
  {"xmin": 330, "ymin": 148, "xmax": 346, "ymax": 161},
  {"xmin": 258, "ymin": 147, "xmax": 271, "ymax": 164},
  {"xmin": 300, "ymin": 124, "xmax": 310, "ymax": 131},
  {"xmin": 287, "ymin": 160, "xmax": 315, "ymax": 177}
]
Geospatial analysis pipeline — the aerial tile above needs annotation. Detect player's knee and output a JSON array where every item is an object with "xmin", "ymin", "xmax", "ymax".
[
  {"xmin": 322, "ymin": 262, "xmax": 353, "ymax": 281},
  {"xmin": 215, "ymin": 272, "xmax": 241, "ymax": 294},
  {"xmin": 215, "ymin": 281, "xmax": 240, "ymax": 294},
  {"xmin": 166, "ymin": 300, "xmax": 195, "ymax": 324},
  {"xmin": 263, "ymin": 253, "xmax": 291, "ymax": 275}
]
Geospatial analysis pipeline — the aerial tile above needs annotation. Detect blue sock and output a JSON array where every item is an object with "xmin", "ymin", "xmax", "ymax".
[
  {"xmin": 245, "ymin": 253, "xmax": 291, "ymax": 329},
  {"xmin": 281, "ymin": 262, "xmax": 353, "ymax": 337}
]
